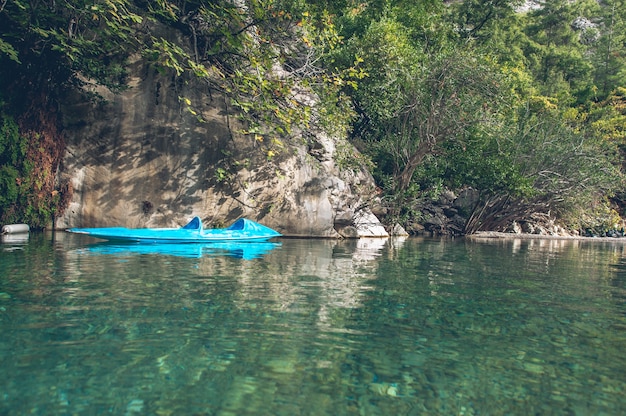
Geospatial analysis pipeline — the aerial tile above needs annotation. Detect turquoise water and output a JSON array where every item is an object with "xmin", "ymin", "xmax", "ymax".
[{"xmin": 1, "ymin": 233, "xmax": 625, "ymax": 415}]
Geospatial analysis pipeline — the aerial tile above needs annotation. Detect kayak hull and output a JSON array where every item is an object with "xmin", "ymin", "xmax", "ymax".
[{"xmin": 67, "ymin": 217, "xmax": 281, "ymax": 243}]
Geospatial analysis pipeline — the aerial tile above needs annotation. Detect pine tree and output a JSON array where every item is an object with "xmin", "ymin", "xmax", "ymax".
[{"xmin": 593, "ymin": 0, "xmax": 626, "ymax": 98}]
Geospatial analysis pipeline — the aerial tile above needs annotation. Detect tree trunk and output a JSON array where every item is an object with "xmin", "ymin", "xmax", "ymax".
[{"xmin": 395, "ymin": 141, "xmax": 433, "ymax": 193}]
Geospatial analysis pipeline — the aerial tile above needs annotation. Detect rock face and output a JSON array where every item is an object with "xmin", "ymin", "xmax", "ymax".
[{"xmin": 55, "ymin": 55, "xmax": 387, "ymax": 237}]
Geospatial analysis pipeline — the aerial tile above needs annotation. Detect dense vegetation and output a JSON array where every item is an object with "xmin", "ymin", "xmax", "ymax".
[{"xmin": 1, "ymin": 0, "xmax": 625, "ymax": 233}]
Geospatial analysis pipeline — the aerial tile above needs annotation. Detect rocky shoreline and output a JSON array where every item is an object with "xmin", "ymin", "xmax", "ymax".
[{"xmin": 467, "ymin": 231, "xmax": 626, "ymax": 242}]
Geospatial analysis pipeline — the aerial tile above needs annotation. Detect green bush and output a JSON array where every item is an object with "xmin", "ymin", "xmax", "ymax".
[
  {"xmin": 0, "ymin": 165, "xmax": 19, "ymax": 210},
  {"xmin": 0, "ymin": 115, "xmax": 27, "ymax": 166},
  {"xmin": 0, "ymin": 114, "xmax": 68, "ymax": 228},
  {"xmin": 0, "ymin": 116, "xmax": 28, "ymax": 224}
]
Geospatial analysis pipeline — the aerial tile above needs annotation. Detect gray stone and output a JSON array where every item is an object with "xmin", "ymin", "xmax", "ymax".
[
  {"xmin": 353, "ymin": 210, "xmax": 389, "ymax": 237},
  {"xmin": 453, "ymin": 188, "xmax": 480, "ymax": 213},
  {"xmin": 390, "ymin": 223, "xmax": 409, "ymax": 237},
  {"xmin": 438, "ymin": 189, "xmax": 456, "ymax": 205}
]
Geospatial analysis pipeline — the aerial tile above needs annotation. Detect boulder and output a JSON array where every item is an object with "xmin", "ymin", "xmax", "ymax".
[
  {"xmin": 352, "ymin": 210, "xmax": 389, "ymax": 238},
  {"xmin": 389, "ymin": 223, "xmax": 409, "ymax": 237}
]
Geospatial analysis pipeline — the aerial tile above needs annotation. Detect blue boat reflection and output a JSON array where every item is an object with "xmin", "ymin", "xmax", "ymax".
[{"xmin": 77, "ymin": 241, "xmax": 281, "ymax": 260}]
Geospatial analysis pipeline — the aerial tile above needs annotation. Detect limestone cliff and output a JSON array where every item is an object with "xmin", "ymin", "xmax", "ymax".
[{"xmin": 54, "ymin": 55, "xmax": 387, "ymax": 237}]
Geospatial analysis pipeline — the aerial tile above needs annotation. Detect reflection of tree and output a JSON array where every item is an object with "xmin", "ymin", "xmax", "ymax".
[{"xmin": 346, "ymin": 237, "xmax": 626, "ymax": 414}]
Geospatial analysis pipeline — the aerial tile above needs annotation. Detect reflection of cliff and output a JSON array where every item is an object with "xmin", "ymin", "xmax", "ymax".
[
  {"xmin": 55, "ymin": 234, "xmax": 400, "ymax": 414},
  {"xmin": 231, "ymin": 239, "xmax": 393, "ymax": 320},
  {"xmin": 59, "ymin": 233, "xmax": 398, "ymax": 328}
]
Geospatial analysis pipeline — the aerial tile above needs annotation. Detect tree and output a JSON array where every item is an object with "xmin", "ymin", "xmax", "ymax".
[
  {"xmin": 1, "ymin": 0, "xmax": 143, "ymax": 93},
  {"xmin": 464, "ymin": 103, "xmax": 624, "ymax": 233},
  {"xmin": 450, "ymin": 0, "xmax": 524, "ymax": 42},
  {"xmin": 520, "ymin": 0, "xmax": 597, "ymax": 104},
  {"xmin": 347, "ymin": 29, "xmax": 510, "ymax": 194},
  {"xmin": 592, "ymin": 0, "xmax": 626, "ymax": 98}
]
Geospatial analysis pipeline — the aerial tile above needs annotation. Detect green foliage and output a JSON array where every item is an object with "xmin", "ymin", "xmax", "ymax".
[
  {"xmin": 2, "ymin": 0, "xmax": 626, "ymax": 232},
  {"xmin": 0, "ymin": 116, "xmax": 27, "ymax": 167},
  {"xmin": 0, "ymin": 39, "xmax": 20, "ymax": 63},
  {"xmin": 589, "ymin": 87, "xmax": 626, "ymax": 144},
  {"xmin": 441, "ymin": 132, "xmax": 534, "ymax": 199},
  {"xmin": 142, "ymin": 0, "xmax": 359, "ymax": 158},
  {"xmin": 1, "ymin": 0, "xmax": 143, "ymax": 91},
  {"xmin": 0, "ymin": 115, "xmax": 28, "ymax": 224},
  {"xmin": 592, "ymin": 0, "xmax": 626, "ymax": 97},
  {"xmin": 345, "ymin": 16, "xmax": 422, "ymax": 122},
  {"xmin": 324, "ymin": 0, "xmax": 626, "ymax": 232},
  {"xmin": 518, "ymin": 107, "xmax": 622, "ymax": 211},
  {"xmin": 0, "ymin": 165, "xmax": 19, "ymax": 211},
  {"xmin": 568, "ymin": 198, "xmax": 622, "ymax": 235},
  {"xmin": 461, "ymin": 102, "xmax": 624, "ymax": 233},
  {"xmin": 0, "ymin": 114, "xmax": 70, "ymax": 228},
  {"xmin": 356, "ymin": 39, "xmax": 512, "ymax": 193},
  {"xmin": 449, "ymin": 0, "xmax": 523, "ymax": 42},
  {"xmin": 519, "ymin": 0, "xmax": 598, "ymax": 104}
]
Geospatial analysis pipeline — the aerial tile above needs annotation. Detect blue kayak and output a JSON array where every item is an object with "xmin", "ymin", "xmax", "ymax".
[{"xmin": 67, "ymin": 217, "xmax": 281, "ymax": 243}]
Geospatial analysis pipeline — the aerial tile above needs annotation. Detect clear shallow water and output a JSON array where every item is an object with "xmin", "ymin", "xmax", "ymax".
[{"xmin": 1, "ymin": 233, "xmax": 626, "ymax": 415}]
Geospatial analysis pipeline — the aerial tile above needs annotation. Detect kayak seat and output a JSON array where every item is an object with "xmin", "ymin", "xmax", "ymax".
[
  {"xmin": 182, "ymin": 216, "xmax": 202, "ymax": 230},
  {"xmin": 227, "ymin": 218, "xmax": 246, "ymax": 231}
]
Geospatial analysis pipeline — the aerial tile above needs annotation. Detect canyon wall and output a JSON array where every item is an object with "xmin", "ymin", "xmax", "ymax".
[{"xmin": 55, "ymin": 54, "xmax": 387, "ymax": 237}]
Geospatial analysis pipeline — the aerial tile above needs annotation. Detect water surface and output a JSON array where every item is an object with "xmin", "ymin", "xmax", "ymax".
[{"xmin": 1, "ymin": 233, "xmax": 625, "ymax": 415}]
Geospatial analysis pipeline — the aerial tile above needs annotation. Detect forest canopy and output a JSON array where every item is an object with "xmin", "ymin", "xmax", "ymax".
[{"xmin": 1, "ymin": 0, "xmax": 625, "ymax": 233}]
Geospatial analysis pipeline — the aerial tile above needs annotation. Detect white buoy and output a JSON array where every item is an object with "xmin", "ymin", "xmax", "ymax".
[{"xmin": 1, "ymin": 224, "xmax": 30, "ymax": 234}]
